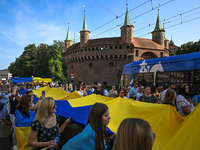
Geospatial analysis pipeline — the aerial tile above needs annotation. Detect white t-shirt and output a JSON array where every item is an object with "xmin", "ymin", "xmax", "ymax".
[
  {"xmin": 136, "ymin": 93, "xmax": 143, "ymax": 100},
  {"xmin": 33, "ymin": 86, "xmax": 40, "ymax": 90},
  {"xmin": 103, "ymin": 89, "xmax": 109, "ymax": 97},
  {"xmin": 91, "ymin": 88, "xmax": 95, "ymax": 92},
  {"xmin": 160, "ymin": 89, "xmax": 168, "ymax": 102},
  {"xmin": 77, "ymin": 90, "xmax": 84, "ymax": 96}
]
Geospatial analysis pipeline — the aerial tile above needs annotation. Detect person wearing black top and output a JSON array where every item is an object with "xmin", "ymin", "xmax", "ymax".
[
  {"xmin": 10, "ymin": 85, "xmax": 21, "ymax": 150},
  {"xmin": 138, "ymin": 85, "xmax": 158, "ymax": 103},
  {"xmin": 94, "ymin": 83, "xmax": 103, "ymax": 96}
]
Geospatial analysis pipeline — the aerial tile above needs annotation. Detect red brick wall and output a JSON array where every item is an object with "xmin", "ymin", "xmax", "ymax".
[
  {"xmin": 65, "ymin": 42, "xmax": 169, "ymax": 85},
  {"xmin": 65, "ymin": 40, "xmax": 72, "ymax": 52},
  {"xmin": 80, "ymin": 31, "xmax": 90, "ymax": 47},
  {"xmin": 165, "ymin": 40, "xmax": 169, "ymax": 50},
  {"xmin": 121, "ymin": 26, "xmax": 133, "ymax": 43},
  {"xmin": 152, "ymin": 30, "xmax": 165, "ymax": 48},
  {"xmin": 67, "ymin": 56, "xmax": 133, "ymax": 85}
]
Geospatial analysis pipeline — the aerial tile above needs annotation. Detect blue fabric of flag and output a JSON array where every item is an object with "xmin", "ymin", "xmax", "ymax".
[
  {"xmin": 55, "ymin": 100, "xmax": 113, "ymax": 134},
  {"xmin": 15, "ymin": 109, "xmax": 35, "ymax": 127},
  {"xmin": 12, "ymin": 77, "xmax": 33, "ymax": 83},
  {"xmin": 62, "ymin": 124, "xmax": 96, "ymax": 150}
]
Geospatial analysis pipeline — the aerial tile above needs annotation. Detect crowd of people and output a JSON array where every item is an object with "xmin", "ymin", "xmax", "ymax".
[
  {"xmin": 0, "ymin": 79, "xmax": 199, "ymax": 150},
  {"xmin": 61, "ymin": 80, "xmax": 198, "ymax": 118}
]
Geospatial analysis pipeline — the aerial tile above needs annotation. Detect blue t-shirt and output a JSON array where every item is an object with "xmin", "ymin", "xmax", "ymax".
[
  {"xmin": 86, "ymin": 90, "xmax": 93, "ymax": 95},
  {"xmin": 130, "ymin": 87, "xmax": 139, "ymax": 97}
]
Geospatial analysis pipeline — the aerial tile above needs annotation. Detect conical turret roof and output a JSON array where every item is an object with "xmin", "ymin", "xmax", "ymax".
[
  {"xmin": 81, "ymin": 10, "xmax": 88, "ymax": 31},
  {"xmin": 66, "ymin": 23, "xmax": 71, "ymax": 41},
  {"xmin": 124, "ymin": 3, "xmax": 132, "ymax": 26},
  {"xmin": 154, "ymin": 9, "xmax": 162, "ymax": 31}
]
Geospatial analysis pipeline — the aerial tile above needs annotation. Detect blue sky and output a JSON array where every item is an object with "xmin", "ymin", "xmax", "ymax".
[{"xmin": 0, "ymin": 0, "xmax": 200, "ymax": 70}]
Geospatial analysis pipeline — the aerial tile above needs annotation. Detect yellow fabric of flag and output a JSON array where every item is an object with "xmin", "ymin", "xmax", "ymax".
[
  {"xmin": 68, "ymin": 96, "xmax": 184, "ymax": 150},
  {"xmin": 162, "ymin": 104, "xmax": 200, "ymax": 150},
  {"xmin": 33, "ymin": 77, "xmax": 52, "ymax": 83},
  {"xmin": 15, "ymin": 126, "xmax": 36, "ymax": 150},
  {"xmin": 66, "ymin": 91, "xmax": 84, "ymax": 100},
  {"xmin": 67, "ymin": 94, "xmax": 115, "ymax": 107},
  {"xmin": 32, "ymin": 86, "xmax": 82, "ymax": 100}
]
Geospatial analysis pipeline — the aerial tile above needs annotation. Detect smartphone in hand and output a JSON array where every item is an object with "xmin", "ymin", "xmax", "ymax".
[{"xmin": 42, "ymin": 91, "xmax": 45, "ymax": 97}]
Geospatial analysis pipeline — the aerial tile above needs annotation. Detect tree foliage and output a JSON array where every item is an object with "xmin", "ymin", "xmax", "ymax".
[
  {"xmin": 49, "ymin": 43, "xmax": 66, "ymax": 82},
  {"xmin": 8, "ymin": 40, "xmax": 67, "ymax": 82},
  {"xmin": 170, "ymin": 51, "xmax": 175, "ymax": 56},
  {"xmin": 176, "ymin": 39, "xmax": 200, "ymax": 55},
  {"xmin": 8, "ymin": 62, "xmax": 17, "ymax": 77}
]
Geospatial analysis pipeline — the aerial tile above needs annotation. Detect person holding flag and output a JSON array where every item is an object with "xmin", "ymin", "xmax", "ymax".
[{"xmin": 28, "ymin": 97, "xmax": 71, "ymax": 150}]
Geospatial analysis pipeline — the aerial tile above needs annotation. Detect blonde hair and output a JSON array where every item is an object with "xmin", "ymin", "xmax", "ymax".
[
  {"xmin": 34, "ymin": 97, "xmax": 56, "ymax": 126},
  {"xmin": 137, "ymin": 85, "xmax": 144, "ymax": 94},
  {"xmin": 113, "ymin": 118, "xmax": 154, "ymax": 150}
]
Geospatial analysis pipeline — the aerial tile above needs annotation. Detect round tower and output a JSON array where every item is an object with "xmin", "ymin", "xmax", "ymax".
[
  {"xmin": 80, "ymin": 10, "xmax": 90, "ymax": 47},
  {"xmin": 152, "ymin": 10, "xmax": 165, "ymax": 48},
  {"xmin": 120, "ymin": 3, "xmax": 134, "ymax": 44}
]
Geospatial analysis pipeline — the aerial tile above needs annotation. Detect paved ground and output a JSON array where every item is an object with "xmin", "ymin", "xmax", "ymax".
[
  {"xmin": 0, "ymin": 120, "xmax": 13, "ymax": 150},
  {"xmin": 0, "ymin": 118, "xmax": 82, "ymax": 150}
]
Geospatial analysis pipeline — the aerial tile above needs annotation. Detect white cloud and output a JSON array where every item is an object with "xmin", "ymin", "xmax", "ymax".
[{"xmin": 0, "ymin": 7, "xmax": 68, "ymax": 49}]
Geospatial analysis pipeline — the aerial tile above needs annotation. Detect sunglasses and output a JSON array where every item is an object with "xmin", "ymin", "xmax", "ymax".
[{"xmin": 135, "ymin": 83, "xmax": 138, "ymax": 84}]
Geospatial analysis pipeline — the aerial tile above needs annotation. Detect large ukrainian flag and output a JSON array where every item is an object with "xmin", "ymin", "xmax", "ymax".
[
  {"xmin": 58, "ymin": 95, "xmax": 184, "ymax": 150},
  {"xmin": 29, "ymin": 87, "xmax": 200, "ymax": 150}
]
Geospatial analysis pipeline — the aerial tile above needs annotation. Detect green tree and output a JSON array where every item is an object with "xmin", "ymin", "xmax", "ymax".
[
  {"xmin": 9, "ymin": 40, "xmax": 67, "ymax": 80},
  {"xmin": 36, "ymin": 43, "xmax": 51, "ymax": 77},
  {"xmin": 8, "ymin": 62, "xmax": 18, "ymax": 77},
  {"xmin": 170, "ymin": 51, "xmax": 175, "ymax": 56},
  {"xmin": 12, "ymin": 44, "xmax": 38, "ymax": 77},
  {"xmin": 49, "ymin": 44, "xmax": 66, "ymax": 82},
  {"xmin": 176, "ymin": 39, "xmax": 200, "ymax": 55},
  {"xmin": 52, "ymin": 40, "xmax": 67, "ymax": 81}
]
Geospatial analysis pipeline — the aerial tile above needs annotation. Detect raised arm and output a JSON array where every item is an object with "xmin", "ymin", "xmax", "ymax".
[
  {"xmin": 58, "ymin": 117, "xmax": 71, "ymax": 134},
  {"xmin": 10, "ymin": 85, "xmax": 18, "ymax": 99},
  {"xmin": 29, "ymin": 95, "xmax": 44, "ymax": 112}
]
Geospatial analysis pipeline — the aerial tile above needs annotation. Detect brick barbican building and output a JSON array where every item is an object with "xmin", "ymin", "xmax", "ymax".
[{"xmin": 64, "ymin": 5, "xmax": 169, "ymax": 85}]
